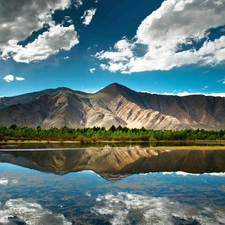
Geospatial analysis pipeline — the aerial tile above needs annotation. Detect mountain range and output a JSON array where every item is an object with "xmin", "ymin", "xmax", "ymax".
[{"xmin": 0, "ymin": 83, "xmax": 225, "ymax": 130}]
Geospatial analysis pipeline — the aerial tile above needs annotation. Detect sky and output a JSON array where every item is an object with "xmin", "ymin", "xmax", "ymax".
[{"xmin": 0, "ymin": 0, "xmax": 225, "ymax": 97}]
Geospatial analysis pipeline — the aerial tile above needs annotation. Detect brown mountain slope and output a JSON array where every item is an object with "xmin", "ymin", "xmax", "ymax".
[
  {"xmin": 0, "ymin": 90, "xmax": 88, "ymax": 128},
  {"xmin": 0, "ymin": 87, "xmax": 69, "ymax": 110},
  {"xmin": 0, "ymin": 83, "xmax": 225, "ymax": 129}
]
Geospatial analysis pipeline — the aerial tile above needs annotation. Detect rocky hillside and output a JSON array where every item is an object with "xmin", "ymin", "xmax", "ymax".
[{"xmin": 0, "ymin": 83, "xmax": 225, "ymax": 130}]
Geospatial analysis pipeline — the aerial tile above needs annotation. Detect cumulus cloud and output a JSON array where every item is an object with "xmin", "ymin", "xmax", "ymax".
[
  {"xmin": 0, "ymin": 198, "xmax": 72, "ymax": 225},
  {"xmin": 92, "ymin": 192, "xmax": 225, "ymax": 225},
  {"xmin": 15, "ymin": 77, "xmax": 25, "ymax": 81},
  {"xmin": 96, "ymin": 39, "xmax": 133, "ymax": 62},
  {"xmin": 0, "ymin": 0, "xmax": 79, "ymax": 63},
  {"xmin": 11, "ymin": 25, "xmax": 79, "ymax": 63},
  {"xmin": 96, "ymin": 0, "xmax": 225, "ymax": 73},
  {"xmin": 96, "ymin": 39, "xmax": 133, "ymax": 73},
  {"xmin": 81, "ymin": 8, "xmax": 97, "ymax": 26},
  {"xmin": 3, "ymin": 75, "xmax": 25, "ymax": 82},
  {"xmin": 3, "ymin": 75, "xmax": 14, "ymax": 83},
  {"xmin": 90, "ymin": 68, "xmax": 96, "ymax": 73}
]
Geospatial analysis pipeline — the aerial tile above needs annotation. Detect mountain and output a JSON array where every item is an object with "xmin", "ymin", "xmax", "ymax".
[
  {"xmin": 0, "ymin": 88, "xmax": 57, "ymax": 110},
  {"xmin": 1, "ymin": 148, "xmax": 225, "ymax": 181},
  {"xmin": 0, "ymin": 83, "xmax": 225, "ymax": 130}
]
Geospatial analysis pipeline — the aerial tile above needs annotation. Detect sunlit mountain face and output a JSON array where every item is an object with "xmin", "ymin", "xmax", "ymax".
[{"xmin": 1, "ymin": 83, "xmax": 225, "ymax": 129}]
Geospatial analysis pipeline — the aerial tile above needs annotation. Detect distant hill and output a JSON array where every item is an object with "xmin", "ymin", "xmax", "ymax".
[{"xmin": 0, "ymin": 83, "xmax": 225, "ymax": 130}]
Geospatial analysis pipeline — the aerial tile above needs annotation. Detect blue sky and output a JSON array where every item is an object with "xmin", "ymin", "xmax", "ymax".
[{"xmin": 0, "ymin": 0, "xmax": 225, "ymax": 97}]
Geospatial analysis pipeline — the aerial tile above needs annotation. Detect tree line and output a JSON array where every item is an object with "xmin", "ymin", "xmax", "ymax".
[{"xmin": 1, "ymin": 125, "xmax": 225, "ymax": 143}]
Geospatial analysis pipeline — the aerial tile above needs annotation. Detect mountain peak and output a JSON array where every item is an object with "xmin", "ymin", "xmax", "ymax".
[
  {"xmin": 98, "ymin": 83, "xmax": 131, "ymax": 95},
  {"xmin": 102, "ymin": 82, "xmax": 123, "ymax": 90}
]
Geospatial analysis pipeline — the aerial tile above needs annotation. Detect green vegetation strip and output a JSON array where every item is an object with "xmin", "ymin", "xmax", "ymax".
[{"xmin": 1, "ymin": 125, "xmax": 225, "ymax": 144}]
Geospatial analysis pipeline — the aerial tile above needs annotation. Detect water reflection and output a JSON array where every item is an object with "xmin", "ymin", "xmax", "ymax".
[
  {"xmin": 1, "ymin": 141, "xmax": 224, "ymax": 150},
  {"xmin": 1, "ymin": 147, "xmax": 225, "ymax": 177},
  {"xmin": 0, "ymin": 147, "xmax": 225, "ymax": 224}
]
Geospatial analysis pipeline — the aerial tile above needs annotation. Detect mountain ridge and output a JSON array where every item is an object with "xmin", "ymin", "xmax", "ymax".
[{"xmin": 0, "ymin": 83, "xmax": 225, "ymax": 130}]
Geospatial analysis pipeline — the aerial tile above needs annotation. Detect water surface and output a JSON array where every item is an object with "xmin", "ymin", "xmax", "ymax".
[{"xmin": 0, "ymin": 147, "xmax": 225, "ymax": 225}]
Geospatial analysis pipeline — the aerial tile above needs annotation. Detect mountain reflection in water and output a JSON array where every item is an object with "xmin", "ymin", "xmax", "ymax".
[
  {"xmin": 1, "ymin": 147, "xmax": 225, "ymax": 178},
  {"xmin": 1, "ymin": 147, "xmax": 225, "ymax": 225}
]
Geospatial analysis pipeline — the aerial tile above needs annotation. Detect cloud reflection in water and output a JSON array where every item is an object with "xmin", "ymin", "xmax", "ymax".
[
  {"xmin": 92, "ymin": 192, "xmax": 225, "ymax": 225},
  {"xmin": 0, "ymin": 198, "xmax": 71, "ymax": 225}
]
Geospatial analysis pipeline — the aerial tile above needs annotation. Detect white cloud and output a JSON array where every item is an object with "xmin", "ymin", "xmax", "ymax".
[
  {"xmin": 202, "ymin": 70, "xmax": 210, "ymax": 75},
  {"xmin": 100, "ymin": 64, "xmax": 108, "ymax": 71},
  {"xmin": 96, "ymin": 39, "xmax": 133, "ymax": 73},
  {"xmin": 0, "ymin": 198, "xmax": 72, "ymax": 225},
  {"xmin": 163, "ymin": 91, "xmax": 225, "ymax": 97},
  {"xmin": 81, "ymin": 8, "xmax": 97, "ymax": 26},
  {"xmin": 202, "ymin": 85, "xmax": 209, "ymax": 90},
  {"xmin": 90, "ymin": 68, "xmax": 96, "ymax": 73},
  {"xmin": 88, "ymin": 44, "xmax": 98, "ymax": 50},
  {"xmin": 97, "ymin": 40, "xmax": 133, "ymax": 61},
  {"xmin": 218, "ymin": 78, "xmax": 225, "ymax": 84},
  {"xmin": 15, "ymin": 76, "xmax": 25, "ymax": 81},
  {"xmin": 141, "ymin": 90, "xmax": 225, "ymax": 97},
  {"xmin": 64, "ymin": 56, "xmax": 69, "ymax": 59},
  {"xmin": 12, "ymin": 25, "xmax": 79, "ymax": 63},
  {"xmin": 92, "ymin": 192, "xmax": 225, "ymax": 225},
  {"xmin": 74, "ymin": 0, "xmax": 83, "ymax": 8},
  {"xmin": 96, "ymin": 0, "xmax": 225, "ymax": 73},
  {"xmin": 0, "ymin": 0, "xmax": 79, "ymax": 63},
  {"xmin": 63, "ymin": 16, "xmax": 73, "ymax": 25},
  {"xmin": 3, "ymin": 75, "xmax": 14, "ymax": 83},
  {"xmin": 208, "ymin": 172, "xmax": 225, "ymax": 176},
  {"xmin": 3, "ymin": 74, "xmax": 25, "ymax": 82}
]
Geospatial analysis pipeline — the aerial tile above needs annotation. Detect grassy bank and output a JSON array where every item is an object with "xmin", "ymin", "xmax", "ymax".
[{"xmin": 1, "ymin": 139, "xmax": 225, "ymax": 151}]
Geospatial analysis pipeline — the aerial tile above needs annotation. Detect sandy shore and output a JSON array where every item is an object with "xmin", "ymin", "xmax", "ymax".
[
  {"xmin": 1, "ymin": 139, "xmax": 225, "ymax": 144},
  {"xmin": 1, "ymin": 140, "xmax": 225, "ymax": 151},
  {"xmin": 0, "ymin": 140, "xmax": 80, "ymax": 144}
]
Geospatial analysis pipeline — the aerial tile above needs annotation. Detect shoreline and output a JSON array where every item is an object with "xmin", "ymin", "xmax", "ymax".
[
  {"xmin": 1, "ymin": 140, "xmax": 225, "ymax": 151},
  {"xmin": 1, "ymin": 139, "xmax": 225, "ymax": 144}
]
